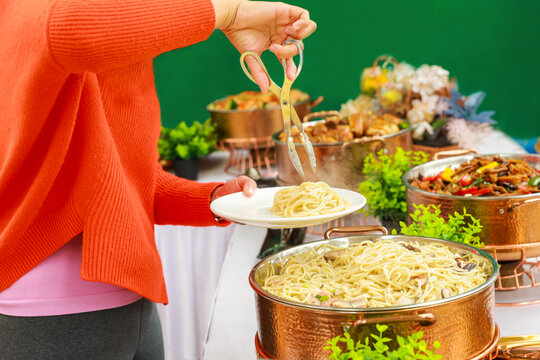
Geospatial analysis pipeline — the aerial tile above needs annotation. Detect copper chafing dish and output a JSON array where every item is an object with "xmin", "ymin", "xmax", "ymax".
[
  {"xmin": 249, "ymin": 226, "xmax": 499, "ymax": 360},
  {"xmin": 207, "ymin": 90, "xmax": 322, "ymax": 139},
  {"xmin": 403, "ymin": 152, "xmax": 540, "ymax": 261},
  {"xmin": 273, "ymin": 111, "xmax": 413, "ymax": 190}
]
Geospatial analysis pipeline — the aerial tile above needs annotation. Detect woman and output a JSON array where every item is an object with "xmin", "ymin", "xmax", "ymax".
[{"xmin": 0, "ymin": 0, "xmax": 316, "ymax": 358}]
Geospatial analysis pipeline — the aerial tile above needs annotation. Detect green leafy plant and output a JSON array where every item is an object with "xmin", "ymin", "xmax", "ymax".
[
  {"xmin": 324, "ymin": 324, "xmax": 442, "ymax": 360},
  {"xmin": 358, "ymin": 148, "xmax": 428, "ymax": 221},
  {"xmin": 394, "ymin": 204, "xmax": 484, "ymax": 248},
  {"xmin": 158, "ymin": 119, "xmax": 218, "ymax": 160}
]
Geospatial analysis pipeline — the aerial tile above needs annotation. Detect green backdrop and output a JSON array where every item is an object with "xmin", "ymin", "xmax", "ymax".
[{"xmin": 154, "ymin": 0, "xmax": 540, "ymax": 139}]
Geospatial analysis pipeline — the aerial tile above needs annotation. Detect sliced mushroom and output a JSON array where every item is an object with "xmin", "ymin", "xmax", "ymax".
[
  {"xmin": 331, "ymin": 300, "xmax": 352, "ymax": 308},
  {"xmin": 401, "ymin": 244, "xmax": 420, "ymax": 252},
  {"xmin": 323, "ymin": 249, "xmax": 346, "ymax": 262},
  {"xmin": 412, "ymin": 273, "xmax": 428, "ymax": 286},
  {"xmin": 441, "ymin": 288, "xmax": 451, "ymax": 298},
  {"xmin": 350, "ymin": 298, "xmax": 367, "ymax": 308},
  {"xmin": 396, "ymin": 296, "xmax": 415, "ymax": 305},
  {"xmin": 463, "ymin": 263, "xmax": 477, "ymax": 271}
]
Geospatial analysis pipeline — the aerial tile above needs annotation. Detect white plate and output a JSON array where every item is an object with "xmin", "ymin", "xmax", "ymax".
[{"xmin": 210, "ymin": 187, "xmax": 367, "ymax": 229}]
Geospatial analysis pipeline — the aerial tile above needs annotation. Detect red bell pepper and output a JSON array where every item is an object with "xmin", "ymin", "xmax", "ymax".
[
  {"xmin": 453, "ymin": 186, "xmax": 492, "ymax": 196},
  {"xmin": 459, "ymin": 174, "xmax": 472, "ymax": 187},
  {"xmin": 423, "ymin": 171, "xmax": 443, "ymax": 182},
  {"xmin": 472, "ymin": 188, "xmax": 492, "ymax": 196}
]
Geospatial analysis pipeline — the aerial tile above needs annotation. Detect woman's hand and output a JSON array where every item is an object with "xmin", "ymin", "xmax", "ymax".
[
  {"xmin": 212, "ymin": 0, "xmax": 317, "ymax": 92},
  {"xmin": 211, "ymin": 175, "xmax": 257, "ymax": 202}
]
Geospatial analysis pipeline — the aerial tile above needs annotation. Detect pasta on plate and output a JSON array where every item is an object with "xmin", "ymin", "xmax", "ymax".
[
  {"xmin": 270, "ymin": 182, "xmax": 350, "ymax": 217},
  {"xmin": 261, "ymin": 240, "xmax": 490, "ymax": 308}
]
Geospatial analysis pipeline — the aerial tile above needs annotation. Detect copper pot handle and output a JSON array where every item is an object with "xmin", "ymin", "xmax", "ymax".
[
  {"xmin": 509, "ymin": 197, "xmax": 540, "ymax": 211},
  {"xmin": 343, "ymin": 313, "xmax": 437, "ymax": 332},
  {"xmin": 432, "ymin": 148, "xmax": 479, "ymax": 160},
  {"xmin": 324, "ymin": 225, "xmax": 388, "ymax": 239},
  {"xmin": 307, "ymin": 96, "xmax": 324, "ymax": 112},
  {"xmin": 302, "ymin": 110, "xmax": 341, "ymax": 123}
]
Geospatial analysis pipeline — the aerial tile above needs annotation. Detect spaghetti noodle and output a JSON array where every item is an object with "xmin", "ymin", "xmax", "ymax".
[
  {"xmin": 270, "ymin": 182, "xmax": 350, "ymax": 217},
  {"xmin": 262, "ymin": 240, "xmax": 490, "ymax": 308}
]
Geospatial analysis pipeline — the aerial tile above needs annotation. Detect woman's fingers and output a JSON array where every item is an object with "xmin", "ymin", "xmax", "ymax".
[
  {"xmin": 286, "ymin": 18, "xmax": 317, "ymax": 40},
  {"xmin": 212, "ymin": 176, "xmax": 257, "ymax": 201},
  {"xmin": 239, "ymin": 176, "xmax": 257, "ymax": 196},
  {"xmin": 245, "ymin": 55, "xmax": 270, "ymax": 93},
  {"xmin": 269, "ymin": 43, "xmax": 300, "ymax": 80},
  {"xmin": 270, "ymin": 41, "xmax": 303, "ymax": 60},
  {"xmin": 285, "ymin": 58, "xmax": 297, "ymax": 80}
]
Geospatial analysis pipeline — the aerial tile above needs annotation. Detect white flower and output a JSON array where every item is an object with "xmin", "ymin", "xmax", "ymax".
[
  {"xmin": 409, "ymin": 65, "xmax": 449, "ymax": 98},
  {"xmin": 391, "ymin": 62, "xmax": 415, "ymax": 88},
  {"xmin": 407, "ymin": 95, "xmax": 438, "ymax": 124},
  {"xmin": 446, "ymin": 118, "xmax": 493, "ymax": 148},
  {"xmin": 412, "ymin": 121, "xmax": 434, "ymax": 140}
]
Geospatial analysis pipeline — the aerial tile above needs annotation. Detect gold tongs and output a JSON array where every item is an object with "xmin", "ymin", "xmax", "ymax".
[{"xmin": 240, "ymin": 39, "xmax": 316, "ymax": 177}]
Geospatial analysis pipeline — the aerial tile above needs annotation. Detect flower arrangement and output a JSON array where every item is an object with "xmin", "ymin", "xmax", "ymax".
[{"xmin": 341, "ymin": 56, "xmax": 496, "ymax": 148}]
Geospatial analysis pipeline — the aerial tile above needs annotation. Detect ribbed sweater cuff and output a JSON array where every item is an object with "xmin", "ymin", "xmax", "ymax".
[
  {"xmin": 154, "ymin": 169, "xmax": 230, "ymax": 227},
  {"xmin": 48, "ymin": 0, "xmax": 216, "ymax": 72}
]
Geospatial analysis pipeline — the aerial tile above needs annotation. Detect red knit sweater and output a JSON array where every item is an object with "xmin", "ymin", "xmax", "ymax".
[{"xmin": 0, "ymin": 0, "xmax": 225, "ymax": 304}]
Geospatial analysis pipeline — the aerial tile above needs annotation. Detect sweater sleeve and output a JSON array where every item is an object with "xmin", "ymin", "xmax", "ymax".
[
  {"xmin": 47, "ymin": 0, "xmax": 215, "ymax": 73},
  {"xmin": 154, "ymin": 167, "xmax": 230, "ymax": 227}
]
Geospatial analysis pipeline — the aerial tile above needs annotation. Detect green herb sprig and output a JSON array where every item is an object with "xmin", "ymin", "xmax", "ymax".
[
  {"xmin": 358, "ymin": 148, "xmax": 428, "ymax": 220},
  {"xmin": 394, "ymin": 204, "xmax": 484, "ymax": 248},
  {"xmin": 324, "ymin": 324, "xmax": 442, "ymax": 360},
  {"xmin": 158, "ymin": 119, "xmax": 218, "ymax": 160}
]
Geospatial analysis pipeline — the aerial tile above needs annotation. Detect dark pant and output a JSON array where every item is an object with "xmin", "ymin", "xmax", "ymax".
[{"xmin": 0, "ymin": 298, "xmax": 164, "ymax": 360}]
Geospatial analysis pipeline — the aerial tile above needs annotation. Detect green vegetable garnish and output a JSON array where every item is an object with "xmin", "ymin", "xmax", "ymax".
[
  {"xmin": 393, "ymin": 204, "xmax": 484, "ymax": 248},
  {"xmin": 316, "ymin": 295, "xmax": 329, "ymax": 302},
  {"xmin": 529, "ymin": 176, "xmax": 540, "ymax": 187},
  {"xmin": 324, "ymin": 324, "xmax": 442, "ymax": 360},
  {"xmin": 358, "ymin": 147, "xmax": 428, "ymax": 221},
  {"xmin": 229, "ymin": 98, "xmax": 237, "ymax": 110},
  {"xmin": 398, "ymin": 122, "xmax": 410, "ymax": 130}
]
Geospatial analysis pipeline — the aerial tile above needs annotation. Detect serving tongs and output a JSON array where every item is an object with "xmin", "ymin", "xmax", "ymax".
[{"xmin": 240, "ymin": 39, "xmax": 316, "ymax": 177}]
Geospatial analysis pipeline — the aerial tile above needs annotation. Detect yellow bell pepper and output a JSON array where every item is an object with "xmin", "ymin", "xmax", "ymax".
[
  {"xmin": 477, "ymin": 161, "xmax": 498, "ymax": 173},
  {"xmin": 441, "ymin": 167, "xmax": 455, "ymax": 182}
]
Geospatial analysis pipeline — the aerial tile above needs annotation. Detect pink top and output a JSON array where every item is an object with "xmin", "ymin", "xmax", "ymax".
[{"xmin": 0, "ymin": 235, "xmax": 141, "ymax": 316}]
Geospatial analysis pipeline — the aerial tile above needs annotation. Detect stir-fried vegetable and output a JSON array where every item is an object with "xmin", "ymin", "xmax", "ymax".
[{"xmin": 410, "ymin": 156, "xmax": 540, "ymax": 197}]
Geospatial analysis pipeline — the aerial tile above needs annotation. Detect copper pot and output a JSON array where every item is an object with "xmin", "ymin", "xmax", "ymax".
[
  {"xmin": 403, "ymin": 152, "xmax": 540, "ymax": 261},
  {"xmin": 207, "ymin": 97, "xmax": 322, "ymax": 139},
  {"xmin": 273, "ymin": 124, "xmax": 412, "ymax": 190},
  {"xmin": 249, "ymin": 227, "xmax": 499, "ymax": 360}
]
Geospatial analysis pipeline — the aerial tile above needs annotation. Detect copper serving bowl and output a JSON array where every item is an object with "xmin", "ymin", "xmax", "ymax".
[
  {"xmin": 272, "ymin": 123, "xmax": 412, "ymax": 190},
  {"xmin": 403, "ymin": 153, "xmax": 540, "ymax": 261},
  {"xmin": 207, "ymin": 96, "xmax": 321, "ymax": 139},
  {"xmin": 249, "ymin": 227, "xmax": 499, "ymax": 360}
]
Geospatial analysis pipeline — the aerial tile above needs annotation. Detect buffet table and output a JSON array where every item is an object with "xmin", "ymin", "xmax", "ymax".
[{"xmin": 154, "ymin": 130, "xmax": 537, "ymax": 360}]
